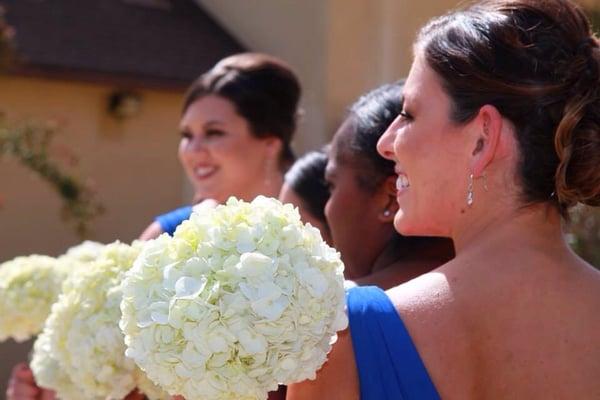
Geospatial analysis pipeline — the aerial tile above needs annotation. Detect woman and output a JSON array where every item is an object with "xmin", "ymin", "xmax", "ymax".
[
  {"xmin": 325, "ymin": 82, "xmax": 453, "ymax": 289},
  {"xmin": 288, "ymin": 1, "xmax": 600, "ymax": 399},
  {"xmin": 279, "ymin": 149, "xmax": 331, "ymax": 244},
  {"xmin": 140, "ymin": 52, "xmax": 301, "ymax": 239},
  {"xmin": 7, "ymin": 52, "xmax": 301, "ymax": 400}
]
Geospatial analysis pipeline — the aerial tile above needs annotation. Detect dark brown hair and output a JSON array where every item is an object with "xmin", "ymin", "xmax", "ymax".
[
  {"xmin": 417, "ymin": 0, "xmax": 600, "ymax": 214},
  {"xmin": 183, "ymin": 53, "xmax": 301, "ymax": 170},
  {"xmin": 343, "ymin": 82, "xmax": 403, "ymax": 193},
  {"xmin": 284, "ymin": 149, "xmax": 329, "ymax": 225}
]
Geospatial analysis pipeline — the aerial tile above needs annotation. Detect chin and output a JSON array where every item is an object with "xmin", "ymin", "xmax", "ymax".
[{"xmin": 393, "ymin": 212, "xmax": 436, "ymax": 237}]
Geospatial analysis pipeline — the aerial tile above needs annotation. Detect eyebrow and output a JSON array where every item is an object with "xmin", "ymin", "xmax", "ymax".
[
  {"xmin": 203, "ymin": 120, "xmax": 225, "ymax": 128},
  {"xmin": 179, "ymin": 119, "xmax": 225, "ymax": 131}
]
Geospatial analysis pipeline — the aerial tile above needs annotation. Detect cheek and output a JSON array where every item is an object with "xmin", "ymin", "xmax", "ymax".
[
  {"xmin": 178, "ymin": 141, "xmax": 191, "ymax": 165},
  {"xmin": 324, "ymin": 191, "xmax": 346, "ymax": 233},
  {"xmin": 218, "ymin": 138, "xmax": 263, "ymax": 173}
]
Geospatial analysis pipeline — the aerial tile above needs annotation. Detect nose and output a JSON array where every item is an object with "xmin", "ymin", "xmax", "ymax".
[{"xmin": 377, "ymin": 117, "xmax": 398, "ymax": 161}]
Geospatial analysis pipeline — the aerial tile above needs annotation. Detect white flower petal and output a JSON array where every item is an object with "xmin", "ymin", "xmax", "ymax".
[{"xmin": 174, "ymin": 276, "xmax": 207, "ymax": 299}]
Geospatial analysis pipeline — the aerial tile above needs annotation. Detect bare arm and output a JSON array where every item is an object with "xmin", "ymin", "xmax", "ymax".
[
  {"xmin": 138, "ymin": 221, "xmax": 164, "ymax": 241},
  {"xmin": 286, "ymin": 329, "xmax": 359, "ymax": 400}
]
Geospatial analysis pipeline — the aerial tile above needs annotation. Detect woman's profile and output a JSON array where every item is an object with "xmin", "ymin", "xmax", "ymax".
[{"xmin": 288, "ymin": 1, "xmax": 600, "ymax": 398}]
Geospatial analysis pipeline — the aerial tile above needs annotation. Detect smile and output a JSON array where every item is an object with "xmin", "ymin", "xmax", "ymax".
[
  {"xmin": 396, "ymin": 173, "xmax": 410, "ymax": 191},
  {"xmin": 193, "ymin": 165, "xmax": 218, "ymax": 179}
]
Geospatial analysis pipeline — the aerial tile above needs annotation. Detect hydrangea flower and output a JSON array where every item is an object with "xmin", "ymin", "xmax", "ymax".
[
  {"xmin": 30, "ymin": 329, "xmax": 81, "ymax": 400},
  {"xmin": 120, "ymin": 196, "xmax": 348, "ymax": 400},
  {"xmin": 38, "ymin": 241, "xmax": 168, "ymax": 400},
  {"xmin": 60, "ymin": 240, "xmax": 105, "ymax": 263},
  {"xmin": 0, "ymin": 255, "xmax": 66, "ymax": 342}
]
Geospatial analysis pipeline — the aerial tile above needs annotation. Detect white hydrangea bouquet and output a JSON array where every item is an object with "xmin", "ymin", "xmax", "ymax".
[
  {"xmin": 0, "ymin": 255, "xmax": 68, "ymax": 342},
  {"xmin": 30, "ymin": 329, "xmax": 81, "ymax": 400},
  {"xmin": 31, "ymin": 241, "xmax": 168, "ymax": 400},
  {"xmin": 120, "ymin": 196, "xmax": 348, "ymax": 400},
  {"xmin": 59, "ymin": 240, "xmax": 105, "ymax": 263},
  {"xmin": 0, "ymin": 241, "xmax": 105, "ymax": 343}
]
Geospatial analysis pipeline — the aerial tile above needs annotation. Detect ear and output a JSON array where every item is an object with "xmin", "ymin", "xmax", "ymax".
[
  {"xmin": 470, "ymin": 104, "xmax": 504, "ymax": 177},
  {"xmin": 375, "ymin": 175, "xmax": 399, "ymax": 223},
  {"xmin": 263, "ymin": 136, "xmax": 283, "ymax": 159}
]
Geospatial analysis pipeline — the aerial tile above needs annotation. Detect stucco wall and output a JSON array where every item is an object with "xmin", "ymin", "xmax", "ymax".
[
  {"xmin": 0, "ymin": 75, "xmax": 185, "ymax": 393},
  {"xmin": 197, "ymin": 0, "xmax": 462, "ymax": 144},
  {"xmin": 0, "ymin": 76, "xmax": 185, "ymax": 262}
]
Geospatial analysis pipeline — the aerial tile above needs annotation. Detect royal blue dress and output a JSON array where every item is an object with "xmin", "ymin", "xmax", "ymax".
[
  {"xmin": 155, "ymin": 205, "xmax": 193, "ymax": 235},
  {"xmin": 347, "ymin": 286, "xmax": 441, "ymax": 400}
]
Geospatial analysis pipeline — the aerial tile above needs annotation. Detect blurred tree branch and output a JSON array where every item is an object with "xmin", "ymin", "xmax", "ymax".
[
  {"xmin": 0, "ymin": 118, "xmax": 104, "ymax": 236},
  {"xmin": 0, "ymin": 5, "xmax": 104, "ymax": 237}
]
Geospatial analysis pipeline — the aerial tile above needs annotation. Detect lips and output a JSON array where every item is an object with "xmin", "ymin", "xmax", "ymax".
[{"xmin": 193, "ymin": 165, "xmax": 218, "ymax": 180}]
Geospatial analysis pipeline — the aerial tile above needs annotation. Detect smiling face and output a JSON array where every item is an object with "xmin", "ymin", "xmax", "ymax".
[
  {"xmin": 178, "ymin": 95, "xmax": 278, "ymax": 203},
  {"xmin": 377, "ymin": 54, "xmax": 476, "ymax": 237}
]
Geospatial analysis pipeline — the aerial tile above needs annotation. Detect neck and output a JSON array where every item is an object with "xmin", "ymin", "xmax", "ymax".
[
  {"xmin": 371, "ymin": 235, "xmax": 454, "ymax": 273},
  {"xmin": 356, "ymin": 237, "xmax": 452, "ymax": 289},
  {"xmin": 241, "ymin": 172, "xmax": 284, "ymax": 202},
  {"xmin": 194, "ymin": 172, "xmax": 284, "ymax": 204},
  {"xmin": 453, "ymin": 202, "xmax": 567, "ymax": 256}
]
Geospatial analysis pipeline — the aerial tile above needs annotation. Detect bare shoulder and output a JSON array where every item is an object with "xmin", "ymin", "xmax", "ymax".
[
  {"xmin": 138, "ymin": 221, "xmax": 164, "ymax": 241},
  {"xmin": 386, "ymin": 269, "xmax": 457, "ymax": 316},
  {"xmin": 286, "ymin": 329, "xmax": 359, "ymax": 400},
  {"xmin": 385, "ymin": 268, "xmax": 479, "ymax": 399}
]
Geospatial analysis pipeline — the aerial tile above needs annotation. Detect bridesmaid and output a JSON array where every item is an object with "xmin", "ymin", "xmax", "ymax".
[
  {"xmin": 324, "ymin": 82, "xmax": 453, "ymax": 289},
  {"xmin": 7, "ymin": 52, "xmax": 302, "ymax": 400},
  {"xmin": 140, "ymin": 52, "xmax": 302, "ymax": 239},
  {"xmin": 288, "ymin": 1, "xmax": 600, "ymax": 398}
]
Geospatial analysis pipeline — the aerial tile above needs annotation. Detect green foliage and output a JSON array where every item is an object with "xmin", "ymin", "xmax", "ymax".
[
  {"xmin": 0, "ymin": 117, "xmax": 104, "ymax": 237},
  {"xmin": 0, "ymin": 7, "xmax": 104, "ymax": 237},
  {"xmin": 568, "ymin": 206, "xmax": 600, "ymax": 268}
]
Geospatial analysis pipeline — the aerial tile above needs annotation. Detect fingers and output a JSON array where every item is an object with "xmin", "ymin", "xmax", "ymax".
[
  {"xmin": 6, "ymin": 363, "xmax": 40, "ymax": 400},
  {"xmin": 11, "ymin": 363, "xmax": 35, "ymax": 382},
  {"xmin": 39, "ymin": 388, "xmax": 57, "ymax": 400}
]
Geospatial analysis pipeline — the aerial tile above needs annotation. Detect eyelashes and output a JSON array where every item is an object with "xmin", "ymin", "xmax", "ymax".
[
  {"xmin": 179, "ymin": 129, "xmax": 227, "ymax": 140},
  {"xmin": 179, "ymin": 130, "xmax": 193, "ymax": 140},
  {"xmin": 398, "ymin": 110, "xmax": 413, "ymax": 120}
]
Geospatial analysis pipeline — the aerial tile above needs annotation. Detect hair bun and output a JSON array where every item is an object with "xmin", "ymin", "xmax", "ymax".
[{"xmin": 554, "ymin": 36, "xmax": 600, "ymax": 208}]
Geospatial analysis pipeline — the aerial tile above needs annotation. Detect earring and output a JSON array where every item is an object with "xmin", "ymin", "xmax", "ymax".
[
  {"xmin": 383, "ymin": 210, "xmax": 392, "ymax": 217},
  {"xmin": 263, "ymin": 157, "xmax": 274, "ymax": 187},
  {"xmin": 467, "ymin": 174, "xmax": 474, "ymax": 207}
]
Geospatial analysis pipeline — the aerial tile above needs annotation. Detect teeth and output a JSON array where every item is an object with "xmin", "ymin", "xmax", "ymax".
[
  {"xmin": 194, "ymin": 166, "xmax": 216, "ymax": 177},
  {"xmin": 396, "ymin": 174, "xmax": 410, "ymax": 190}
]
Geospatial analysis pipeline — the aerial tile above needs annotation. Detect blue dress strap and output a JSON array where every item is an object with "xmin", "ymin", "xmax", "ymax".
[
  {"xmin": 155, "ymin": 205, "xmax": 193, "ymax": 236},
  {"xmin": 347, "ymin": 286, "xmax": 440, "ymax": 400}
]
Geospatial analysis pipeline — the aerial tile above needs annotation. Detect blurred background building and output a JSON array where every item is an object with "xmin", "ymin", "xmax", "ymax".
[{"xmin": 0, "ymin": 0, "xmax": 598, "ymax": 394}]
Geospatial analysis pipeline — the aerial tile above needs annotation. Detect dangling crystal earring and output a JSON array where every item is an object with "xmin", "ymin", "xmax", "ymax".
[
  {"xmin": 264, "ymin": 157, "xmax": 273, "ymax": 187},
  {"xmin": 467, "ymin": 174, "xmax": 474, "ymax": 207}
]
